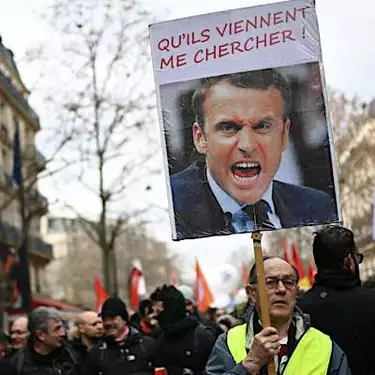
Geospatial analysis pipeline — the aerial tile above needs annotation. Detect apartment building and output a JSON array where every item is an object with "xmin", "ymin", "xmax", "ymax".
[{"xmin": 0, "ymin": 35, "xmax": 52, "ymax": 298}]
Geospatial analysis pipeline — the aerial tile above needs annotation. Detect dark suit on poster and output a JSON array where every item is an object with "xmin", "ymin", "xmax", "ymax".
[{"xmin": 170, "ymin": 161, "xmax": 337, "ymax": 240}]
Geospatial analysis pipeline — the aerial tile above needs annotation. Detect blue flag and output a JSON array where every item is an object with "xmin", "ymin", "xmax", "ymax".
[{"xmin": 12, "ymin": 122, "xmax": 22, "ymax": 185}]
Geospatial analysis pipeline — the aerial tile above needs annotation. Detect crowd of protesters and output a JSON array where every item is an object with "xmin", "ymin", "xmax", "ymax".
[{"xmin": 0, "ymin": 225, "xmax": 374, "ymax": 374}]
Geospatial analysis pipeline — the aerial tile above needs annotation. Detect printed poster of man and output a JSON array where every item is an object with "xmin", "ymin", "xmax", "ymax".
[{"xmin": 149, "ymin": 0, "xmax": 341, "ymax": 240}]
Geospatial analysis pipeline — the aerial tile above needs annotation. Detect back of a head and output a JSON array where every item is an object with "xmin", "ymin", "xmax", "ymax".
[
  {"xmin": 176, "ymin": 285, "xmax": 195, "ymax": 303},
  {"xmin": 313, "ymin": 225, "xmax": 356, "ymax": 271}
]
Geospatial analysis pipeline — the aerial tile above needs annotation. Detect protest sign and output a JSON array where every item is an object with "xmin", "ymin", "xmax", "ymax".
[{"xmin": 149, "ymin": 0, "xmax": 341, "ymax": 241}]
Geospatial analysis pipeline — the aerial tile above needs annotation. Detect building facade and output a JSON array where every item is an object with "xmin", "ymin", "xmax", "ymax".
[
  {"xmin": 337, "ymin": 116, "xmax": 375, "ymax": 280},
  {"xmin": 0, "ymin": 35, "xmax": 52, "ymax": 301}
]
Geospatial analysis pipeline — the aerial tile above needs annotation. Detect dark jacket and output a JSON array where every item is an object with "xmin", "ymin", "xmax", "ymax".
[
  {"xmin": 206, "ymin": 305, "xmax": 350, "ymax": 375},
  {"xmin": 8, "ymin": 344, "xmax": 79, "ymax": 375},
  {"xmin": 298, "ymin": 269, "xmax": 375, "ymax": 375},
  {"xmin": 156, "ymin": 315, "xmax": 216, "ymax": 375},
  {"xmin": 81, "ymin": 327, "xmax": 157, "ymax": 375},
  {"xmin": 0, "ymin": 359, "xmax": 17, "ymax": 375},
  {"xmin": 187, "ymin": 309, "xmax": 224, "ymax": 339},
  {"xmin": 70, "ymin": 338, "xmax": 90, "ymax": 363},
  {"xmin": 170, "ymin": 161, "xmax": 338, "ymax": 240}
]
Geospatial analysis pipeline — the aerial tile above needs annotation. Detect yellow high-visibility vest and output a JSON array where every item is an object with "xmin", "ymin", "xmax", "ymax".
[{"xmin": 227, "ymin": 323, "xmax": 332, "ymax": 375}]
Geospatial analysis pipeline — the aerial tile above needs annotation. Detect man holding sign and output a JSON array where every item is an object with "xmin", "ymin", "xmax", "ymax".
[
  {"xmin": 171, "ymin": 69, "xmax": 337, "ymax": 239},
  {"xmin": 205, "ymin": 256, "xmax": 350, "ymax": 374}
]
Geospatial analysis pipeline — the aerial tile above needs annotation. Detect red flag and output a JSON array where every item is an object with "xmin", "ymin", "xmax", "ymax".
[
  {"xmin": 128, "ymin": 268, "xmax": 142, "ymax": 311},
  {"xmin": 4, "ymin": 253, "xmax": 14, "ymax": 274},
  {"xmin": 242, "ymin": 263, "xmax": 249, "ymax": 286},
  {"xmin": 292, "ymin": 244, "xmax": 305, "ymax": 279},
  {"xmin": 283, "ymin": 240, "xmax": 289, "ymax": 263},
  {"xmin": 308, "ymin": 260, "xmax": 317, "ymax": 285},
  {"xmin": 94, "ymin": 276, "xmax": 108, "ymax": 313},
  {"xmin": 195, "ymin": 259, "xmax": 214, "ymax": 312}
]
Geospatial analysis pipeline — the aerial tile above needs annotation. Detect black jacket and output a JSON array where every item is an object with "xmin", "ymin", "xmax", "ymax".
[
  {"xmin": 170, "ymin": 161, "xmax": 337, "ymax": 240},
  {"xmin": 70, "ymin": 338, "xmax": 90, "ymax": 363},
  {"xmin": 0, "ymin": 359, "xmax": 17, "ymax": 375},
  {"xmin": 298, "ymin": 269, "xmax": 375, "ymax": 375},
  {"xmin": 8, "ymin": 344, "xmax": 79, "ymax": 375},
  {"xmin": 156, "ymin": 315, "xmax": 216, "ymax": 375},
  {"xmin": 81, "ymin": 327, "xmax": 157, "ymax": 375}
]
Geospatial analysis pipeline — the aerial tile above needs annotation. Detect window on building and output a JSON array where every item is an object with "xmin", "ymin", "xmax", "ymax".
[{"xmin": 13, "ymin": 116, "xmax": 19, "ymax": 136}]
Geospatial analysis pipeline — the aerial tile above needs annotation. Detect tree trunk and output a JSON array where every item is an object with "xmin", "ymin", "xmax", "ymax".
[
  {"xmin": 110, "ymin": 249, "xmax": 118, "ymax": 297},
  {"xmin": 102, "ymin": 248, "xmax": 111, "ymax": 295}
]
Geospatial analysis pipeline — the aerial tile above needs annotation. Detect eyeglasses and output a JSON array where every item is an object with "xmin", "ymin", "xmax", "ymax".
[
  {"xmin": 265, "ymin": 277, "xmax": 297, "ymax": 290},
  {"xmin": 352, "ymin": 252, "xmax": 364, "ymax": 264}
]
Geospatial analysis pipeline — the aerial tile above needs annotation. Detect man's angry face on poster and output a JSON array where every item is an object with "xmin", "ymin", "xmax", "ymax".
[{"xmin": 193, "ymin": 78, "xmax": 290, "ymax": 205}]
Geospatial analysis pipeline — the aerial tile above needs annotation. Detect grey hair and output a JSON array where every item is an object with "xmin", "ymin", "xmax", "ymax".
[{"xmin": 28, "ymin": 307, "xmax": 62, "ymax": 342}]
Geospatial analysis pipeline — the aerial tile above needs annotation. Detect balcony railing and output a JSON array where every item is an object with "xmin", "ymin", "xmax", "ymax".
[
  {"xmin": 28, "ymin": 189, "xmax": 48, "ymax": 213},
  {"xmin": 0, "ymin": 70, "xmax": 40, "ymax": 129},
  {"xmin": 0, "ymin": 220, "xmax": 53, "ymax": 259},
  {"xmin": 0, "ymin": 168, "xmax": 14, "ymax": 190},
  {"xmin": 24, "ymin": 145, "xmax": 46, "ymax": 171}
]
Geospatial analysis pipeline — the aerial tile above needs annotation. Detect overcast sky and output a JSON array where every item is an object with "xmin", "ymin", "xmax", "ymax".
[{"xmin": 0, "ymin": 0, "xmax": 374, "ymax": 280}]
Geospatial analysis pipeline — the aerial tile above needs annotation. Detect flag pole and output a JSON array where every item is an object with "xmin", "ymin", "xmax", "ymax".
[
  {"xmin": 251, "ymin": 231, "xmax": 276, "ymax": 375},
  {"xmin": 13, "ymin": 121, "xmax": 32, "ymax": 313}
]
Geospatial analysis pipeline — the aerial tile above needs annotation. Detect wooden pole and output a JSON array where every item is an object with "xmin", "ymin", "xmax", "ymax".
[{"xmin": 251, "ymin": 231, "xmax": 276, "ymax": 375}]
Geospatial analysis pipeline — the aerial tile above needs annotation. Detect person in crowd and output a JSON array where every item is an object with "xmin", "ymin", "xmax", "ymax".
[
  {"xmin": 176, "ymin": 285, "xmax": 196, "ymax": 314},
  {"xmin": 0, "ymin": 331, "xmax": 10, "ymax": 359},
  {"xmin": 70, "ymin": 311, "xmax": 103, "ymax": 362},
  {"xmin": 130, "ymin": 299, "xmax": 159, "ymax": 337},
  {"xmin": 7, "ymin": 317, "xmax": 29, "ymax": 358},
  {"xmin": 176, "ymin": 284, "xmax": 223, "ymax": 338},
  {"xmin": 216, "ymin": 314, "xmax": 239, "ymax": 333},
  {"xmin": 9, "ymin": 307, "xmax": 79, "ymax": 375},
  {"xmin": 299, "ymin": 225, "xmax": 375, "ymax": 375},
  {"xmin": 82, "ymin": 297, "xmax": 158, "ymax": 375},
  {"xmin": 153, "ymin": 285, "xmax": 217, "ymax": 375},
  {"xmin": 206, "ymin": 256, "xmax": 350, "ymax": 375}
]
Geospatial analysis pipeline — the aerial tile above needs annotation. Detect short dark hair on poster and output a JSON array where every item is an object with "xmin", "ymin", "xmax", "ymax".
[{"xmin": 191, "ymin": 68, "xmax": 292, "ymax": 127}]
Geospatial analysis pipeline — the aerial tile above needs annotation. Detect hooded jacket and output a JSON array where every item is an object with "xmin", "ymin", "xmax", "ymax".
[
  {"xmin": 156, "ymin": 315, "xmax": 216, "ymax": 375},
  {"xmin": 155, "ymin": 286, "xmax": 216, "ymax": 375}
]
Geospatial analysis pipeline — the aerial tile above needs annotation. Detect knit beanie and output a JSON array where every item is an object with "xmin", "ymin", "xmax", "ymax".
[{"xmin": 100, "ymin": 297, "xmax": 129, "ymax": 322}]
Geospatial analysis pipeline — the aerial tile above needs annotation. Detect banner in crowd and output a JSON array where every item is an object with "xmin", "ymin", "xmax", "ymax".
[{"xmin": 149, "ymin": 0, "xmax": 341, "ymax": 240}]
